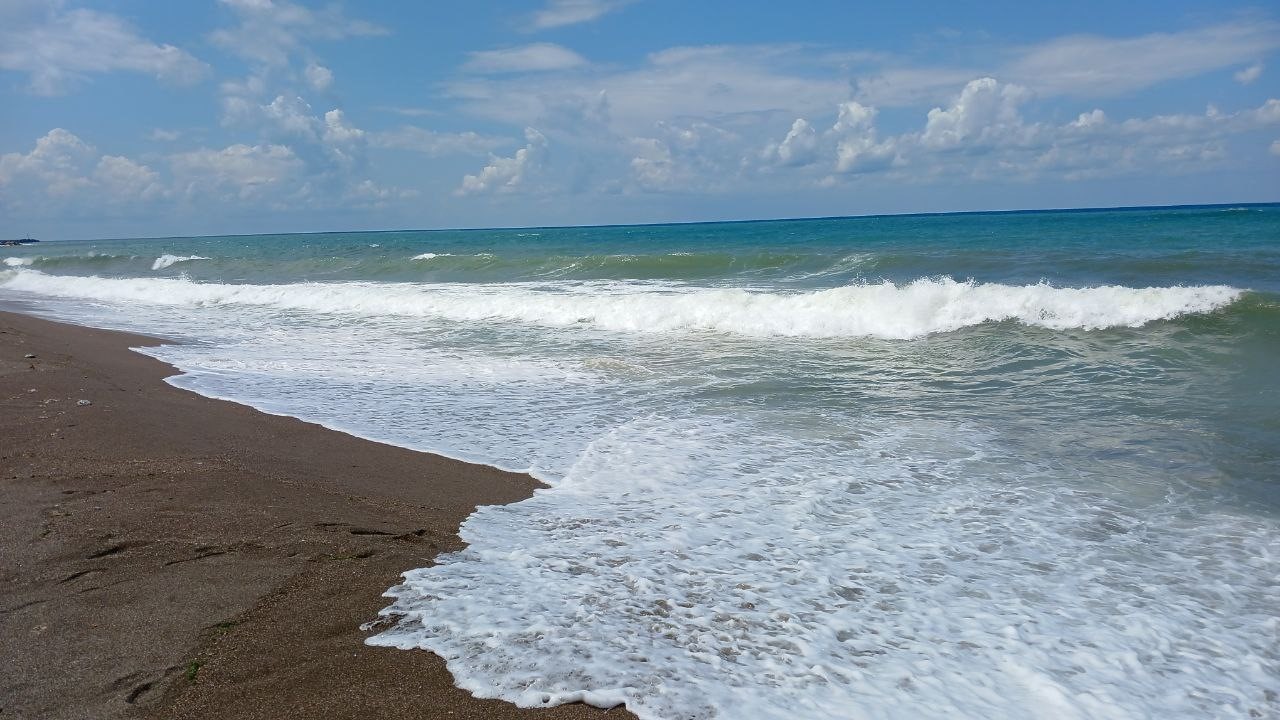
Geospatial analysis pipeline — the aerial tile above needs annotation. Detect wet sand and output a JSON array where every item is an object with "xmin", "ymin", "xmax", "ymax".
[{"xmin": 0, "ymin": 309, "xmax": 635, "ymax": 719}]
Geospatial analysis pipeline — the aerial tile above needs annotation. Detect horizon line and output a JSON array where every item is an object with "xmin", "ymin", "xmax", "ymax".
[{"xmin": 18, "ymin": 200, "xmax": 1280, "ymax": 243}]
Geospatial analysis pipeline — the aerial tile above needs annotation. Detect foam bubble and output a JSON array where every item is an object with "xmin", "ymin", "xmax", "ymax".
[
  {"xmin": 368, "ymin": 418, "xmax": 1280, "ymax": 719},
  {"xmin": 151, "ymin": 254, "xmax": 209, "ymax": 271},
  {"xmin": 0, "ymin": 271, "xmax": 1243, "ymax": 339}
]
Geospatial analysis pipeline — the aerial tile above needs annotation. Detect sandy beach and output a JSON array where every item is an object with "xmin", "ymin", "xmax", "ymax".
[{"xmin": 0, "ymin": 309, "xmax": 634, "ymax": 720}]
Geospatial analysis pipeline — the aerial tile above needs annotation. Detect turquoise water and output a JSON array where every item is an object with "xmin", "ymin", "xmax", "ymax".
[{"xmin": 3, "ymin": 204, "xmax": 1278, "ymax": 719}]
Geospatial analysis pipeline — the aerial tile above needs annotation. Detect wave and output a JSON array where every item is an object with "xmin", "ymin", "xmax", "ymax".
[
  {"xmin": 4, "ymin": 257, "xmax": 33, "ymax": 267},
  {"xmin": 152, "ymin": 254, "xmax": 210, "ymax": 271},
  {"xmin": 0, "ymin": 269, "xmax": 1244, "ymax": 339},
  {"xmin": 392, "ymin": 251, "xmax": 813, "ymax": 281}
]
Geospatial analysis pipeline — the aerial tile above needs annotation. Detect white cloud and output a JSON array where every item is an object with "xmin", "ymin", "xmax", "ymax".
[
  {"xmin": 211, "ymin": 0, "xmax": 386, "ymax": 68},
  {"xmin": 831, "ymin": 101, "xmax": 898, "ymax": 173},
  {"xmin": 260, "ymin": 94, "xmax": 321, "ymax": 139},
  {"xmin": 375, "ymin": 106, "xmax": 441, "ymax": 118},
  {"xmin": 149, "ymin": 128, "xmax": 182, "ymax": 142},
  {"xmin": 1069, "ymin": 109, "xmax": 1107, "ymax": 130},
  {"xmin": 853, "ymin": 67, "xmax": 985, "ymax": 108},
  {"xmin": 0, "ymin": 128, "xmax": 95, "ymax": 195},
  {"xmin": 94, "ymin": 155, "xmax": 165, "ymax": 201},
  {"xmin": 921, "ymin": 78, "xmax": 1033, "ymax": 149},
  {"xmin": 448, "ymin": 44, "xmax": 847, "ymax": 137},
  {"xmin": 0, "ymin": 2, "xmax": 207, "ymax": 95},
  {"xmin": 1270, "ymin": 140, "xmax": 1280, "ymax": 156},
  {"xmin": 762, "ymin": 119, "xmax": 819, "ymax": 167},
  {"xmin": 629, "ymin": 136, "xmax": 675, "ymax": 189},
  {"xmin": 464, "ymin": 43, "xmax": 588, "ymax": 74},
  {"xmin": 627, "ymin": 119, "xmax": 748, "ymax": 192},
  {"xmin": 0, "ymin": 129, "xmax": 165, "ymax": 210},
  {"xmin": 756, "ymin": 85, "xmax": 1280, "ymax": 189},
  {"xmin": 853, "ymin": 20, "xmax": 1280, "ymax": 107},
  {"xmin": 1006, "ymin": 21, "xmax": 1280, "ymax": 97},
  {"xmin": 458, "ymin": 128, "xmax": 548, "ymax": 195},
  {"xmin": 1235, "ymin": 63, "xmax": 1264, "ymax": 85},
  {"xmin": 373, "ymin": 127, "xmax": 507, "ymax": 156},
  {"xmin": 170, "ymin": 143, "xmax": 304, "ymax": 200},
  {"xmin": 322, "ymin": 109, "xmax": 364, "ymax": 144},
  {"xmin": 760, "ymin": 101, "xmax": 898, "ymax": 175},
  {"xmin": 527, "ymin": 0, "xmax": 633, "ymax": 31},
  {"xmin": 345, "ymin": 178, "xmax": 417, "ymax": 206},
  {"xmin": 305, "ymin": 62, "xmax": 334, "ymax": 90}
]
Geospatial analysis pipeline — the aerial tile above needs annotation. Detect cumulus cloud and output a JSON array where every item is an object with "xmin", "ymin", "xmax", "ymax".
[
  {"xmin": 921, "ymin": 78, "xmax": 1033, "ymax": 149},
  {"xmin": 465, "ymin": 43, "xmax": 588, "ymax": 74},
  {"xmin": 831, "ymin": 101, "xmax": 898, "ymax": 173},
  {"xmin": 170, "ymin": 143, "xmax": 304, "ymax": 201},
  {"xmin": 458, "ymin": 128, "xmax": 548, "ymax": 195},
  {"xmin": 628, "ymin": 120, "xmax": 746, "ymax": 192},
  {"xmin": 259, "ymin": 94, "xmax": 321, "ymax": 139},
  {"xmin": 629, "ymin": 137, "xmax": 674, "ymax": 189},
  {"xmin": 221, "ymin": 93, "xmax": 369, "ymax": 166},
  {"xmin": 755, "ymin": 82, "xmax": 1280, "ymax": 189},
  {"xmin": 1235, "ymin": 63, "xmax": 1264, "ymax": 85},
  {"xmin": 760, "ymin": 101, "xmax": 897, "ymax": 174},
  {"xmin": 0, "ymin": 129, "xmax": 165, "ymax": 209},
  {"xmin": 762, "ymin": 119, "xmax": 819, "ymax": 167},
  {"xmin": 94, "ymin": 155, "xmax": 165, "ymax": 202},
  {"xmin": 527, "ymin": 0, "xmax": 634, "ymax": 31},
  {"xmin": 305, "ymin": 62, "xmax": 334, "ymax": 90},
  {"xmin": 0, "ymin": 2, "xmax": 207, "ymax": 95}
]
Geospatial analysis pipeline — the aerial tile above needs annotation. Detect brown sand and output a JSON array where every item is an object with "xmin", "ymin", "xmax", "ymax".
[{"xmin": 0, "ymin": 310, "xmax": 636, "ymax": 720}]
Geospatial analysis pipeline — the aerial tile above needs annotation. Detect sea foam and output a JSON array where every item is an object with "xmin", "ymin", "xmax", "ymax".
[
  {"xmin": 151, "ymin": 254, "xmax": 209, "ymax": 271},
  {"xmin": 0, "ymin": 270, "xmax": 1243, "ymax": 339},
  {"xmin": 368, "ymin": 417, "xmax": 1280, "ymax": 719}
]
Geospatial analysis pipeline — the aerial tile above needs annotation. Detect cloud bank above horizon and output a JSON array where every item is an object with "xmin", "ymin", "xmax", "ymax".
[{"xmin": 2, "ymin": 0, "xmax": 1278, "ymax": 239}]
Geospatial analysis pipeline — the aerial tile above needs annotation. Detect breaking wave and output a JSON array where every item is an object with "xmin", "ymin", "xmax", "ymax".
[
  {"xmin": 0, "ymin": 269, "xmax": 1243, "ymax": 339},
  {"xmin": 151, "ymin": 254, "xmax": 210, "ymax": 271}
]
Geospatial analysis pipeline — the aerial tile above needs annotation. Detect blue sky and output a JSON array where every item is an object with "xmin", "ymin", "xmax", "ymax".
[{"xmin": 2, "ymin": 0, "xmax": 1278, "ymax": 239}]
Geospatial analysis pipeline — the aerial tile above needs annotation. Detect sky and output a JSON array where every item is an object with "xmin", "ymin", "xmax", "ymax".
[{"xmin": 1, "ymin": 0, "xmax": 1279, "ymax": 240}]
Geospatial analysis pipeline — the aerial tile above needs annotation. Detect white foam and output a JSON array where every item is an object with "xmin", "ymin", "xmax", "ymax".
[
  {"xmin": 0, "ymin": 271, "xmax": 1243, "ymax": 339},
  {"xmin": 4, "ymin": 257, "xmax": 33, "ymax": 267},
  {"xmin": 4, "ymin": 264, "xmax": 1274, "ymax": 719},
  {"xmin": 411, "ymin": 252, "xmax": 453, "ymax": 260},
  {"xmin": 151, "ymin": 254, "xmax": 209, "ymax": 271},
  {"xmin": 368, "ymin": 418, "xmax": 1280, "ymax": 719}
]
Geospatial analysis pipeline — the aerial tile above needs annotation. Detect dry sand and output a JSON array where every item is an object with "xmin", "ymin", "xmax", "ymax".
[{"xmin": 0, "ymin": 309, "xmax": 635, "ymax": 720}]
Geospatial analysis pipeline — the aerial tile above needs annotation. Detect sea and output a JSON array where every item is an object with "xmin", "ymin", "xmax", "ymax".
[{"xmin": 3, "ymin": 204, "xmax": 1278, "ymax": 719}]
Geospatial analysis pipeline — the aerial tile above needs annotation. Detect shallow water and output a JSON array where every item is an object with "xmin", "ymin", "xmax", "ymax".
[{"xmin": 4, "ymin": 205, "xmax": 1278, "ymax": 719}]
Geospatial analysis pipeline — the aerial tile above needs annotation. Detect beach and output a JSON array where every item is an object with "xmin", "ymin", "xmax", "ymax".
[
  {"xmin": 0, "ymin": 309, "xmax": 633, "ymax": 720},
  {"xmin": 2, "ymin": 208, "xmax": 1276, "ymax": 718}
]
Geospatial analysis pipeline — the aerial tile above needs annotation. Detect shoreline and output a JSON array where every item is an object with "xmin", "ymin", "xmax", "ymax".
[{"xmin": 0, "ymin": 309, "xmax": 633, "ymax": 719}]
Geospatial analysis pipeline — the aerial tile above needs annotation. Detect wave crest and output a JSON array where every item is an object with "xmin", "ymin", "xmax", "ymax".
[
  {"xmin": 0, "ymin": 270, "xmax": 1243, "ymax": 339},
  {"xmin": 152, "ymin": 254, "xmax": 210, "ymax": 271}
]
